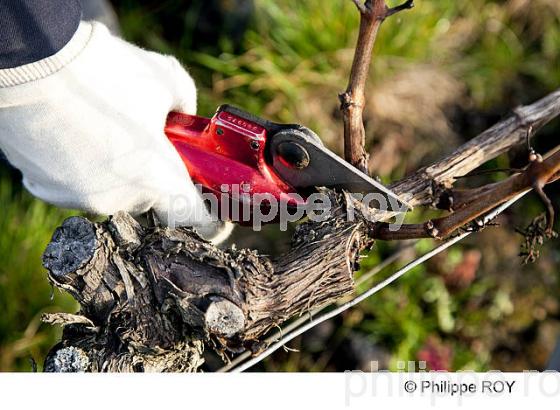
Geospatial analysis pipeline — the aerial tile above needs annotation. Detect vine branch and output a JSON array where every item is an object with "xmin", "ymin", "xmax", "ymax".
[{"xmin": 340, "ymin": 0, "xmax": 414, "ymax": 173}]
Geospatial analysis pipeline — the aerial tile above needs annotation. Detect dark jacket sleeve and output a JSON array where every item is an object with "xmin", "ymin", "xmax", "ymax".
[{"xmin": 0, "ymin": 0, "xmax": 82, "ymax": 69}]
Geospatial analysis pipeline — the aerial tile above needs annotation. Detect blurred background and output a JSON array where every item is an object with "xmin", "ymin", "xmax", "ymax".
[{"xmin": 1, "ymin": 0, "xmax": 559, "ymax": 371}]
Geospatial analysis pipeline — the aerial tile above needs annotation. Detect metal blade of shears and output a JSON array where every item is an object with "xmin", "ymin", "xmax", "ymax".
[{"xmin": 268, "ymin": 127, "xmax": 411, "ymax": 211}]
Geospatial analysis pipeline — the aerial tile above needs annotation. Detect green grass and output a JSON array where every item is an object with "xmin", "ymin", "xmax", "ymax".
[{"xmin": 0, "ymin": 174, "xmax": 78, "ymax": 371}]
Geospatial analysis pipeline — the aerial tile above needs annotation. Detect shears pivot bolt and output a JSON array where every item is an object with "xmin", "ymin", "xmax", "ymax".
[{"xmin": 277, "ymin": 141, "xmax": 310, "ymax": 169}]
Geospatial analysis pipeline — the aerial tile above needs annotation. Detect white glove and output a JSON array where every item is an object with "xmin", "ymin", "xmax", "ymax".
[{"xmin": 0, "ymin": 21, "xmax": 231, "ymax": 242}]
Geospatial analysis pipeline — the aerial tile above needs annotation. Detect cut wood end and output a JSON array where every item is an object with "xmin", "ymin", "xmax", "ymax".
[
  {"xmin": 205, "ymin": 297, "xmax": 246, "ymax": 338},
  {"xmin": 44, "ymin": 346, "xmax": 90, "ymax": 373},
  {"xmin": 42, "ymin": 216, "xmax": 96, "ymax": 278}
]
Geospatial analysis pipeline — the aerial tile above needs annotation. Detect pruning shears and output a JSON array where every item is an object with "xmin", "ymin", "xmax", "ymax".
[{"xmin": 165, "ymin": 105, "xmax": 409, "ymax": 224}]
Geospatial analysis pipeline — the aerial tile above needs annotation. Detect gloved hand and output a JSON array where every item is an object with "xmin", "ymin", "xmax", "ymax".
[{"xmin": 0, "ymin": 21, "xmax": 231, "ymax": 242}]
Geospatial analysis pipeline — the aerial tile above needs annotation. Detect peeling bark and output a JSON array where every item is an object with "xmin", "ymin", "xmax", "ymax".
[{"xmin": 42, "ymin": 193, "xmax": 368, "ymax": 371}]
